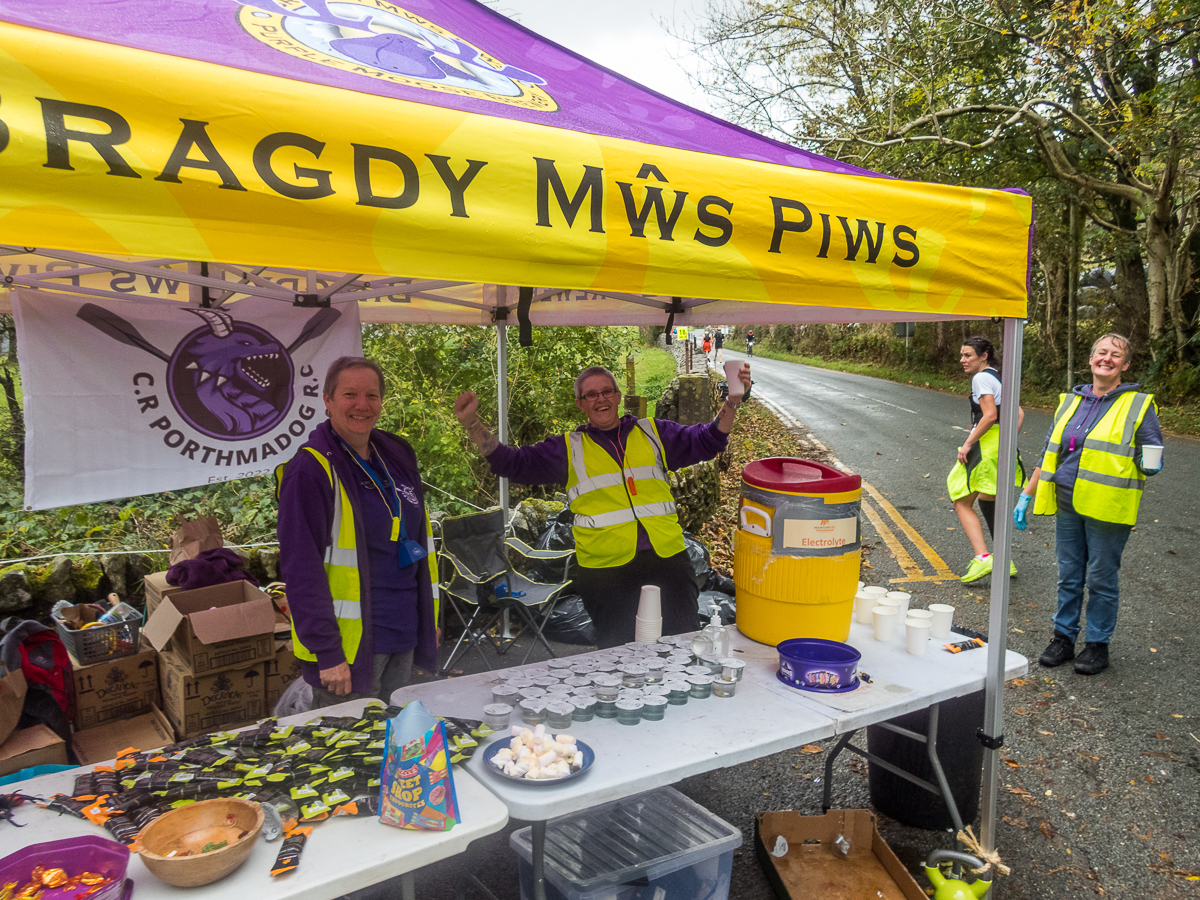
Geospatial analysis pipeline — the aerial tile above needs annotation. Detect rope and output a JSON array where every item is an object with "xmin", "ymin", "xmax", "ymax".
[{"xmin": 956, "ymin": 825, "xmax": 1011, "ymax": 877}]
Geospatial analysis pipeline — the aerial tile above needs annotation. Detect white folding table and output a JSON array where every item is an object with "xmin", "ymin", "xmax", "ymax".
[
  {"xmin": 392, "ymin": 625, "xmax": 1028, "ymax": 900},
  {"xmin": 2, "ymin": 699, "xmax": 510, "ymax": 900}
]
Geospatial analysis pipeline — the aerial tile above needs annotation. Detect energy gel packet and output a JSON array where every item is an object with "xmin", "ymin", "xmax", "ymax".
[{"xmin": 270, "ymin": 825, "xmax": 313, "ymax": 877}]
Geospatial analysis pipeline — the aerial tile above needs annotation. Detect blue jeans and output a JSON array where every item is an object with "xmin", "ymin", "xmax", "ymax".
[{"xmin": 1052, "ymin": 506, "xmax": 1132, "ymax": 643}]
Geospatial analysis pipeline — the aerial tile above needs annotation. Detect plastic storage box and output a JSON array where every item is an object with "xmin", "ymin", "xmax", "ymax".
[
  {"xmin": 510, "ymin": 787, "xmax": 742, "ymax": 900},
  {"xmin": 0, "ymin": 836, "xmax": 132, "ymax": 900}
]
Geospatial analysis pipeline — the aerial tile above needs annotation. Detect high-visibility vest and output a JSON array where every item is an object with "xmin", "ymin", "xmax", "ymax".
[
  {"xmin": 1034, "ymin": 391, "xmax": 1155, "ymax": 526},
  {"xmin": 565, "ymin": 420, "xmax": 686, "ymax": 568},
  {"xmin": 277, "ymin": 447, "xmax": 438, "ymax": 666}
]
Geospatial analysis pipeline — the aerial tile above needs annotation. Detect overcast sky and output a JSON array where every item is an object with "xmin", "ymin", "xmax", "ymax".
[{"xmin": 486, "ymin": 0, "xmax": 717, "ymax": 114}]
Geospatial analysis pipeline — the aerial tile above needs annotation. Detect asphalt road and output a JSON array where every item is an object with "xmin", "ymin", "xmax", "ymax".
[
  {"xmin": 727, "ymin": 349, "xmax": 1200, "ymax": 898},
  {"xmin": 395, "ymin": 353, "xmax": 1199, "ymax": 900}
]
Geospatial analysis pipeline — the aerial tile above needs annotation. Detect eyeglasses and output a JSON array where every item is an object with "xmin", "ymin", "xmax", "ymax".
[{"xmin": 581, "ymin": 388, "xmax": 618, "ymax": 403}]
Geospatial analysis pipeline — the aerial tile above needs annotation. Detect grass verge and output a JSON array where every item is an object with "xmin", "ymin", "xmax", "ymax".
[{"xmin": 633, "ymin": 347, "xmax": 678, "ymax": 417}]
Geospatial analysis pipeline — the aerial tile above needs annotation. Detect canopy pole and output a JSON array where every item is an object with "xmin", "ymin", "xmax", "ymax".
[
  {"xmin": 980, "ymin": 317, "xmax": 1024, "ymax": 857},
  {"xmin": 497, "ymin": 318, "xmax": 509, "ymax": 522}
]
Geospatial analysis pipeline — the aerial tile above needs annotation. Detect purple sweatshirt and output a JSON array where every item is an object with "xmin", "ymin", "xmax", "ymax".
[
  {"xmin": 487, "ymin": 415, "xmax": 729, "ymax": 554},
  {"xmin": 277, "ymin": 420, "xmax": 438, "ymax": 695}
]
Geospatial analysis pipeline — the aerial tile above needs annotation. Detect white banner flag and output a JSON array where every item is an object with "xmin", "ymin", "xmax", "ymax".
[{"xmin": 13, "ymin": 289, "xmax": 363, "ymax": 509}]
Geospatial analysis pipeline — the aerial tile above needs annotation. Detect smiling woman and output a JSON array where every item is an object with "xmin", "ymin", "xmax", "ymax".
[
  {"xmin": 277, "ymin": 356, "xmax": 440, "ymax": 709},
  {"xmin": 453, "ymin": 360, "xmax": 752, "ymax": 647}
]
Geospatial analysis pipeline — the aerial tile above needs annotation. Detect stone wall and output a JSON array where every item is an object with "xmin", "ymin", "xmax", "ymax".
[{"xmin": 0, "ymin": 548, "xmax": 282, "ymax": 625}]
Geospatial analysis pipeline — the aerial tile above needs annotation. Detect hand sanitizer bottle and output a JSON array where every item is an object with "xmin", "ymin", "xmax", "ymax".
[{"xmin": 703, "ymin": 613, "xmax": 730, "ymax": 658}]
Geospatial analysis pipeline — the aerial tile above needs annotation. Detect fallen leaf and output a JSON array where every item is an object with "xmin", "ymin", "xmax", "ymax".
[
  {"xmin": 1039, "ymin": 730, "xmax": 1055, "ymax": 736},
  {"xmin": 800, "ymin": 744, "xmax": 823, "ymax": 753},
  {"xmin": 1040, "ymin": 822, "xmax": 1058, "ymax": 840},
  {"xmin": 1011, "ymin": 678, "xmax": 1028, "ymax": 687},
  {"xmin": 877, "ymin": 451, "xmax": 883, "ymax": 456},
  {"xmin": 1013, "ymin": 708, "xmax": 1030, "ymax": 716},
  {"xmin": 1142, "ymin": 751, "xmax": 1171, "ymax": 759},
  {"xmin": 1155, "ymin": 734, "xmax": 1168, "ymax": 739},
  {"xmin": 923, "ymin": 473, "xmax": 930, "ymax": 478},
  {"xmin": 1004, "ymin": 759, "xmax": 1021, "ymax": 768},
  {"xmin": 1144, "ymin": 775, "xmax": 1155, "ymax": 783},
  {"xmin": 1004, "ymin": 787, "xmax": 1033, "ymax": 796},
  {"xmin": 1151, "ymin": 648, "xmax": 1157, "ymax": 652},
  {"xmin": 1002, "ymin": 816, "xmax": 1028, "ymax": 828}
]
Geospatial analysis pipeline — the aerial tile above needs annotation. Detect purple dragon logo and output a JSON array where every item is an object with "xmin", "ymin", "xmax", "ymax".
[{"xmin": 78, "ymin": 304, "xmax": 340, "ymax": 440}]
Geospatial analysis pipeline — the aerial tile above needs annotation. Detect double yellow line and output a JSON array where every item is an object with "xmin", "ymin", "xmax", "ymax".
[{"xmin": 860, "ymin": 481, "xmax": 957, "ymax": 583}]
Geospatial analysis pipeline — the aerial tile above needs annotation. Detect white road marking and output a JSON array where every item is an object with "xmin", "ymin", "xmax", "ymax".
[{"xmin": 855, "ymin": 393, "xmax": 918, "ymax": 414}]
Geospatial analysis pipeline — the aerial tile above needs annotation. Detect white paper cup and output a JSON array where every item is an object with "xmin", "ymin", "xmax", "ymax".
[
  {"xmin": 885, "ymin": 591, "xmax": 912, "ymax": 615},
  {"xmin": 637, "ymin": 585, "xmax": 662, "ymax": 620},
  {"xmin": 861, "ymin": 586, "xmax": 888, "ymax": 599},
  {"xmin": 906, "ymin": 609, "xmax": 933, "ymax": 626},
  {"xmin": 723, "ymin": 361, "xmax": 745, "ymax": 399},
  {"xmin": 854, "ymin": 591, "xmax": 877, "ymax": 625},
  {"xmin": 635, "ymin": 616, "xmax": 662, "ymax": 642},
  {"xmin": 1142, "ymin": 444, "xmax": 1163, "ymax": 468},
  {"xmin": 928, "ymin": 604, "xmax": 955, "ymax": 639},
  {"xmin": 857, "ymin": 581, "xmax": 865, "ymax": 592},
  {"xmin": 872, "ymin": 607, "xmax": 899, "ymax": 641},
  {"xmin": 906, "ymin": 620, "xmax": 931, "ymax": 655},
  {"xmin": 877, "ymin": 597, "xmax": 905, "ymax": 615}
]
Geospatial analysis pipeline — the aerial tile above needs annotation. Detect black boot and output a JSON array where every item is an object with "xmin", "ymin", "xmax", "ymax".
[
  {"xmin": 1074, "ymin": 642, "xmax": 1109, "ymax": 675},
  {"xmin": 1039, "ymin": 632, "xmax": 1075, "ymax": 667}
]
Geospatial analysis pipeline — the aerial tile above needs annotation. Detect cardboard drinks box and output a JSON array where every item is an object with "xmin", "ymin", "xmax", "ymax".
[
  {"xmin": 158, "ymin": 649, "xmax": 266, "ymax": 739},
  {"xmin": 73, "ymin": 706, "xmax": 176, "ymax": 765},
  {"xmin": 0, "ymin": 724, "xmax": 68, "ymax": 777},
  {"xmin": 755, "ymin": 809, "xmax": 925, "ymax": 900},
  {"xmin": 142, "ymin": 581, "xmax": 277, "ymax": 676},
  {"xmin": 0, "ymin": 667, "xmax": 27, "ymax": 746},
  {"xmin": 71, "ymin": 647, "xmax": 160, "ymax": 731},
  {"xmin": 264, "ymin": 640, "xmax": 301, "ymax": 713},
  {"xmin": 144, "ymin": 571, "xmax": 187, "ymax": 617}
]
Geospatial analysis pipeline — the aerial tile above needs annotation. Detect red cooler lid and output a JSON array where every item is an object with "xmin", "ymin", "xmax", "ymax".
[{"xmin": 742, "ymin": 457, "xmax": 861, "ymax": 494}]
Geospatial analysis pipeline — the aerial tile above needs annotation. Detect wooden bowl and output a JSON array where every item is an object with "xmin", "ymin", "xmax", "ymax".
[{"xmin": 136, "ymin": 798, "xmax": 264, "ymax": 887}]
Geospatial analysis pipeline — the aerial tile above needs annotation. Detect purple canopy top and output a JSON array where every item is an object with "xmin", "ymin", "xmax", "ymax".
[{"xmin": 0, "ymin": 0, "xmax": 879, "ymax": 175}]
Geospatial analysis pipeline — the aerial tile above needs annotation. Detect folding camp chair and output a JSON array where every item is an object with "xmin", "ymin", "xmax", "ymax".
[{"xmin": 437, "ymin": 507, "xmax": 575, "ymax": 674}]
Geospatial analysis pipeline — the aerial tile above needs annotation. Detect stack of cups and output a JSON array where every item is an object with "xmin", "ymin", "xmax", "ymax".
[{"xmin": 635, "ymin": 585, "xmax": 663, "ymax": 643}]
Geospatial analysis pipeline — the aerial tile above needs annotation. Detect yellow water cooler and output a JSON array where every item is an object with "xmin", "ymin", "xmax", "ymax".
[{"xmin": 734, "ymin": 458, "xmax": 862, "ymax": 644}]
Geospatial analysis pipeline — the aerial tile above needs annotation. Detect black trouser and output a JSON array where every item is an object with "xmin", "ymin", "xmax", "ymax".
[{"xmin": 574, "ymin": 549, "xmax": 701, "ymax": 649}]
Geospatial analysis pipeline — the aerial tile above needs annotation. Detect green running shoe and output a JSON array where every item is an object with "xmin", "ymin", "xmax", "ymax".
[{"xmin": 961, "ymin": 555, "xmax": 993, "ymax": 583}]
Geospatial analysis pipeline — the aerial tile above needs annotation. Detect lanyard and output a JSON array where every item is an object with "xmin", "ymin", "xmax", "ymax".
[
  {"xmin": 338, "ymin": 436, "xmax": 404, "ymax": 542},
  {"xmin": 600, "ymin": 428, "xmax": 638, "ymax": 496}
]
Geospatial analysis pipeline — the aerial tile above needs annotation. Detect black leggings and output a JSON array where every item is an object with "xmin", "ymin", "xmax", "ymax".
[
  {"xmin": 574, "ymin": 549, "xmax": 701, "ymax": 649},
  {"xmin": 978, "ymin": 499, "xmax": 996, "ymax": 538}
]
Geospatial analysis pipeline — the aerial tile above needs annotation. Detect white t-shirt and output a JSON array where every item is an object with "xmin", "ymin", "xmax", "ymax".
[{"xmin": 971, "ymin": 369, "xmax": 1002, "ymax": 408}]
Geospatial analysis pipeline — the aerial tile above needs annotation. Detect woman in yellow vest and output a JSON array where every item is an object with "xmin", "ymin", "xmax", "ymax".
[
  {"xmin": 455, "ymin": 363, "xmax": 751, "ymax": 648},
  {"xmin": 1014, "ymin": 334, "xmax": 1163, "ymax": 676},
  {"xmin": 946, "ymin": 336, "xmax": 1025, "ymax": 583},
  {"xmin": 278, "ymin": 357, "xmax": 439, "ymax": 707}
]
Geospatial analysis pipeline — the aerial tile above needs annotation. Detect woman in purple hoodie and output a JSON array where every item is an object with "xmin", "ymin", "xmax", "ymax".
[{"xmin": 277, "ymin": 357, "xmax": 438, "ymax": 708}]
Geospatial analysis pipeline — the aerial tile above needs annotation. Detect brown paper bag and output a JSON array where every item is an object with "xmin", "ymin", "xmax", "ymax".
[{"xmin": 169, "ymin": 516, "xmax": 224, "ymax": 565}]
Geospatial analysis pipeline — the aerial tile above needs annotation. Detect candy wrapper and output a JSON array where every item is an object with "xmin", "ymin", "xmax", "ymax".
[{"xmin": 378, "ymin": 701, "xmax": 458, "ymax": 831}]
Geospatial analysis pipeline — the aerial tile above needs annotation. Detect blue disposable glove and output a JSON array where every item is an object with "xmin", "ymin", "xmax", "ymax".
[{"xmin": 1013, "ymin": 493, "xmax": 1031, "ymax": 530}]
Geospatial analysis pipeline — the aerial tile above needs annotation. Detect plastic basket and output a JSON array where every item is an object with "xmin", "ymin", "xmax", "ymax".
[
  {"xmin": 0, "ymin": 836, "xmax": 132, "ymax": 900},
  {"xmin": 53, "ymin": 611, "xmax": 141, "ymax": 666}
]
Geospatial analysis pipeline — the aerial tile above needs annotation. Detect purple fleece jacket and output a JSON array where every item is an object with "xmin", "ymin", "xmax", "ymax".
[
  {"xmin": 486, "ymin": 415, "xmax": 729, "ymax": 553},
  {"xmin": 277, "ymin": 420, "xmax": 437, "ymax": 695}
]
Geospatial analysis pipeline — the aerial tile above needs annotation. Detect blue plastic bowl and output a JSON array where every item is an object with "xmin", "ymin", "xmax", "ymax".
[{"xmin": 777, "ymin": 638, "xmax": 861, "ymax": 691}]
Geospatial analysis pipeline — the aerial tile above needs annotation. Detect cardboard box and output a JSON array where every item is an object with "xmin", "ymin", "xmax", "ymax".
[
  {"xmin": 158, "ymin": 649, "xmax": 265, "ymax": 739},
  {"xmin": 264, "ymin": 640, "xmax": 301, "ymax": 712},
  {"xmin": 71, "ymin": 647, "xmax": 160, "ymax": 731},
  {"xmin": 144, "ymin": 571, "xmax": 186, "ymax": 617},
  {"xmin": 0, "ymin": 724, "xmax": 68, "ymax": 777},
  {"xmin": 755, "ymin": 809, "xmax": 925, "ymax": 900},
  {"xmin": 142, "ymin": 581, "xmax": 277, "ymax": 676},
  {"xmin": 73, "ymin": 706, "xmax": 176, "ymax": 765},
  {"xmin": 0, "ymin": 668, "xmax": 27, "ymax": 746}
]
